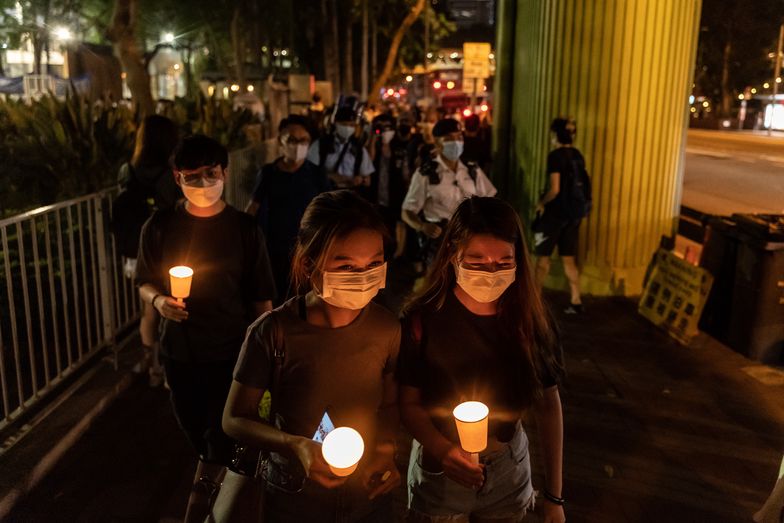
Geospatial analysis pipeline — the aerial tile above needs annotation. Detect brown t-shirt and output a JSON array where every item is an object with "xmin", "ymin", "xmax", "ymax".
[{"xmin": 233, "ymin": 296, "xmax": 401, "ymax": 450}]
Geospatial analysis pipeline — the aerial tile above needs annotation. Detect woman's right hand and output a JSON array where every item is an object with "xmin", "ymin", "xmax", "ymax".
[
  {"xmin": 153, "ymin": 296, "xmax": 188, "ymax": 322},
  {"xmin": 439, "ymin": 445, "xmax": 485, "ymax": 489},
  {"xmin": 290, "ymin": 436, "xmax": 348, "ymax": 489}
]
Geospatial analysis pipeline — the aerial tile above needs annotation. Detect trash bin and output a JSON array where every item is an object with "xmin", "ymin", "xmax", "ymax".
[
  {"xmin": 699, "ymin": 216, "xmax": 740, "ymax": 346},
  {"xmin": 726, "ymin": 214, "xmax": 784, "ymax": 364}
]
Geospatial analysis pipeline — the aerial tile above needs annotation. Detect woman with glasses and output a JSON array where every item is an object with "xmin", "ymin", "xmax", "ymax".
[
  {"xmin": 135, "ymin": 134, "xmax": 276, "ymax": 522},
  {"xmin": 223, "ymin": 190, "xmax": 402, "ymax": 522},
  {"xmin": 246, "ymin": 115, "xmax": 328, "ymax": 305},
  {"xmin": 398, "ymin": 197, "xmax": 566, "ymax": 523}
]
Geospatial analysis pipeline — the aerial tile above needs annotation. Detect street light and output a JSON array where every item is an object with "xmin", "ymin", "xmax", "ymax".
[
  {"xmin": 764, "ymin": 82, "xmax": 771, "ymax": 89},
  {"xmin": 405, "ymin": 75, "xmax": 413, "ymax": 82},
  {"xmin": 163, "ymin": 32, "xmax": 175, "ymax": 44}
]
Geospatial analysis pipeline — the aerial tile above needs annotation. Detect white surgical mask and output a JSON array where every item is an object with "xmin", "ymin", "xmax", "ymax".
[
  {"xmin": 381, "ymin": 130, "xmax": 395, "ymax": 144},
  {"xmin": 284, "ymin": 143, "xmax": 309, "ymax": 163},
  {"xmin": 441, "ymin": 140, "xmax": 464, "ymax": 162},
  {"xmin": 335, "ymin": 124, "xmax": 355, "ymax": 141},
  {"xmin": 316, "ymin": 263, "xmax": 387, "ymax": 310},
  {"xmin": 455, "ymin": 265, "xmax": 516, "ymax": 303},
  {"xmin": 181, "ymin": 178, "xmax": 224, "ymax": 208}
]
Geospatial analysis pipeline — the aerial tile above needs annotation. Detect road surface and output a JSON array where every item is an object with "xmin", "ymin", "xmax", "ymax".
[{"xmin": 683, "ymin": 130, "xmax": 784, "ymax": 215}]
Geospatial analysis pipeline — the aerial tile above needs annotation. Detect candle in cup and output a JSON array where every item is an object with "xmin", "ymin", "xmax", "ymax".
[
  {"xmin": 453, "ymin": 401, "xmax": 489, "ymax": 465},
  {"xmin": 169, "ymin": 266, "xmax": 193, "ymax": 303},
  {"xmin": 321, "ymin": 426, "xmax": 365, "ymax": 477}
]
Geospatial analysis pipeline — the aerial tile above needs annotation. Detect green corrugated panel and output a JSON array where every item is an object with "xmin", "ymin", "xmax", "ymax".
[{"xmin": 493, "ymin": 0, "xmax": 702, "ymax": 295}]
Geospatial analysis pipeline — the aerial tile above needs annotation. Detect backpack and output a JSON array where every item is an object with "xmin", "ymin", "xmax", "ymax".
[
  {"xmin": 560, "ymin": 149, "xmax": 592, "ymax": 220},
  {"xmin": 111, "ymin": 165, "xmax": 156, "ymax": 259}
]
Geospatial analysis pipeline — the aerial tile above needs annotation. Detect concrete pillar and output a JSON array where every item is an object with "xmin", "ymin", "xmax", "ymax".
[{"xmin": 494, "ymin": 0, "xmax": 702, "ymax": 295}]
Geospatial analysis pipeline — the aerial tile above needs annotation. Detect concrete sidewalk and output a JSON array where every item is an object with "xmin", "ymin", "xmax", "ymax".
[{"xmin": 2, "ymin": 291, "xmax": 783, "ymax": 522}]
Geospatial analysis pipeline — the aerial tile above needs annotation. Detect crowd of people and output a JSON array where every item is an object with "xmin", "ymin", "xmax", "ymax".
[{"xmin": 113, "ymin": 95, "xmax": 593, "ymax": 523}]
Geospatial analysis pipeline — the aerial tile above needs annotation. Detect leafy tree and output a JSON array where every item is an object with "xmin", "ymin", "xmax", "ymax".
[{"xmin": 696, "ymin": 0, "xmax": 784, "ymax": 116}]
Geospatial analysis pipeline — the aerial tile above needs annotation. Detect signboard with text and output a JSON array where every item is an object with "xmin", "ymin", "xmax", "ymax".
[
  {"xmin": 463, "ymin": 42, "xmax": 491, "ymax": 80},
  {"xmin": 638, "ymin": 249, "xmax": 713, "ymax": 345}
]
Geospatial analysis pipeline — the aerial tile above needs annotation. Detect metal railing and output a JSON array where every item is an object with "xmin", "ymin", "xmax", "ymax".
[{"xmin": 0, "ymin": 189, "xmax": 140, "ymax": 431}]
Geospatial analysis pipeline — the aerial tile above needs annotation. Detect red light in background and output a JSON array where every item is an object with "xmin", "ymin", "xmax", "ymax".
[
  {"xmin": 399, "ymin": 88, "xmax": 408, "ymax": 95},
  {"xmin": 463, "ymin": 108, "xmax": 472, "ymax": 117},
  {"xmin": 433, "ymin": 81, "xmax": 442, "ymax": 89}
]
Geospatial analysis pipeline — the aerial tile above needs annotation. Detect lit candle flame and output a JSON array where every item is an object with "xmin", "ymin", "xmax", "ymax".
[
  {"xmin": 169, "ymin": 266, "xmax": 193, "ymax": 302},
  {"xmin": 321, "ymin": 427, "xmax": 364, "ymax": 477}
]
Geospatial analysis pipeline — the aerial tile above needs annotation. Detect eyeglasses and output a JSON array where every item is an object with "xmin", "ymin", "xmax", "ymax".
[
  {"xmin": 282, "ymin": 135, "xmax": 311, "ymax": 146},
  {"xmin": 177, "ymin": 165, "xmax": 223, "ymax": 186}
]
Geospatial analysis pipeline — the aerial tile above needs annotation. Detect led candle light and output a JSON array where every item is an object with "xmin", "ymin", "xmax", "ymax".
[
  {"xmin": 453, "ymin": 401, "xmax": 489, "ymax": 465},
  {"xmin": 321, "ymin": 427, "xmax": 365, "ymax": 477},
  {"xmin": 168, "ymin": 266, "xmax": 193, "ymax": 303}
]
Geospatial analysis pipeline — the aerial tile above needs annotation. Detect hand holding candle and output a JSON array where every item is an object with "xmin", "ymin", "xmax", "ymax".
[
  {"xmin": 168, "ymin": 266, "xmax": 193, "ymax": 303},
  {"xmin": 321, "ymin": 427, "xmax": 365, "ymax": 477},
  {"xmin": 453, "ymin": 401, "xmax": 489, "ymax": 465}
]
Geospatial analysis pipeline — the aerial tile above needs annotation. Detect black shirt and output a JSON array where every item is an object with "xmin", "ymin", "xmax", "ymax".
[
  {"xmin": 136, "ymin": 203, "xmax": 276, "ymax": 362},
  {"xmin": 397, "ymin": 291, "xmax": 559, "ymax": 441},
  {"xmin": 252, "ymin": 159, "xmax": 328, "ymax": 256},
  {"xmin": 545, "ymin": 146, "xmax": 586, "ymax": 220},
  {"xmin": 461, "ymin": 134, "xmax": 491, "ymax": 171}
]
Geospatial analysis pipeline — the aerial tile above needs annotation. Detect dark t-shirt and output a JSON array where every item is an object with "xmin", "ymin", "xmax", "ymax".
[
  {"xmin": 252, "ymin": 159, "xmax": 328, "ymax": 256},
  {"xmin": 545, "ymin": 146, "xmax": 586, "ymax": 220},
  {"xmin": 397, "ymin": 291, "xmax": 559, "ymax": 442},
  {"xmin": 461, "ymin": 134, "xmax": 491, "ymax": 170},
  {"xmin": 233, "ymin": 297, "xmax": 400, "ymax": 448},
  {"xmin": 135, "ymin": 203, "xmax": 276, "ymax": 362}
]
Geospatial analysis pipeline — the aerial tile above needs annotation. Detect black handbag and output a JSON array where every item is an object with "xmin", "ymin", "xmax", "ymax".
[{"xmin": 208, "ymin": 311, "xmax": 285, "ymax": 523}]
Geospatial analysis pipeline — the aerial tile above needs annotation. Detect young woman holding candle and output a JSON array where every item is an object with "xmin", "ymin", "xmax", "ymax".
[
  {"xmin": 222, "ymin": 190, "xmax": 402, "ymax": 522},
  {"xmin": 398, "ymin": 196, "xmax": 566, "ymax": 523},
  {"xmin": 135, "ymin": 135, "xmax": 276, "ymax": 522}
]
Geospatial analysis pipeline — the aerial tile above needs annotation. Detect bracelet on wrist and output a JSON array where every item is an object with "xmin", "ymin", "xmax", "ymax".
[
  {"xmin": 151, "ymin": 294, "xmax": 161, "ymax": 309},
  {"xmin": 543, "ymin": 489, "xmax": 565, "ymax": 506}
]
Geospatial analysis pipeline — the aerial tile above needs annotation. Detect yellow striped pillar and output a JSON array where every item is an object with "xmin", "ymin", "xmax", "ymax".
[{"xmin": 494, "ymin": 0, "xmax": 702, "ymax": 295}]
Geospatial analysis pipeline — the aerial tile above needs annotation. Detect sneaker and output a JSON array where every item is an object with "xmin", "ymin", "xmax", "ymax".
[{"xmin": 564, "ymin": 303, "xmax": 584, "ymax": 315}]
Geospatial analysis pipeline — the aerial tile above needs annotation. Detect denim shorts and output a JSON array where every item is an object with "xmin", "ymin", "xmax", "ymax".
[{"xmin": 407, "ymin": 423, "xmax": 535, "ymax": 521}]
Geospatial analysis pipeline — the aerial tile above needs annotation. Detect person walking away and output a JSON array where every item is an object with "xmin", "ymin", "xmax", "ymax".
[
  {"xmin": 461, "ymin": 114, "xmax": 492, "ymax": 175},
  {"xmin": 135, "ymin": 135, "xmax": 276, "ymax": 523},
  {"xmin": 401, "ymin": 118, "xmax": 496, "ymax": 266},
  {"xmin": 399, "ymin": 196, "xmax": 566, "ymax": 523},
  {"xmin": 223, "ymin": 190, "xmax": 402, "ymax": 522},
  {"xmin": 113, "ymin": 115, "xmax": 180, "ymax": 386},
  {"xmin": 369, "ymin": 113, "xmax": 413, "ymax": 258},
  {"xmin": 307, "ymin": 106, "xmax": 375, "ymax": 192},
  {"xmin": 534, "ymin": 117, "xmax": 592, "ymax": 314},
  {"xmin": 246, "ymin": 115, "xmax": 328, "ymax": 304}
]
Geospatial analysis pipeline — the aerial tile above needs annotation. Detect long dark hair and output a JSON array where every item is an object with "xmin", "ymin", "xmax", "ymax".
[
  {"xmin": 131, "ymin": 115, "xmax": 179, "ymax": 169},
  {"xmin": 291, "ymin": 190, "xmax": 390, "ymax": 293},
  {"xmin": 404, "ymin": 196, "xmax": 561, "ymax": 400}
]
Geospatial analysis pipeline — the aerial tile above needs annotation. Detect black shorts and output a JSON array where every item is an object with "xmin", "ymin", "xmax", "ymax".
[
  {"xmin": 163, "ymin": 357, "xmax": 237, "ymax": 466},
  {"xmin": 533, "ymin": 216, "xmax": 582, "ymax": 257}
]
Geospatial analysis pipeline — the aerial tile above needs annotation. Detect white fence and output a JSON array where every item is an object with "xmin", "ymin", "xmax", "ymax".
[{"xmin": 0, "ymin": 190, "xmax": 140, "ymax": 430}]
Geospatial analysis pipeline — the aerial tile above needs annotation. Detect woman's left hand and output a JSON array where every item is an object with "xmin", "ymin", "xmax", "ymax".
[
  {"xmin": 360, "ymin": 446, "xmax": 401, "ymax": 500},
  {"xmin": 542, "ymin": 499, "xmax": 566, "ymax": 523}
]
